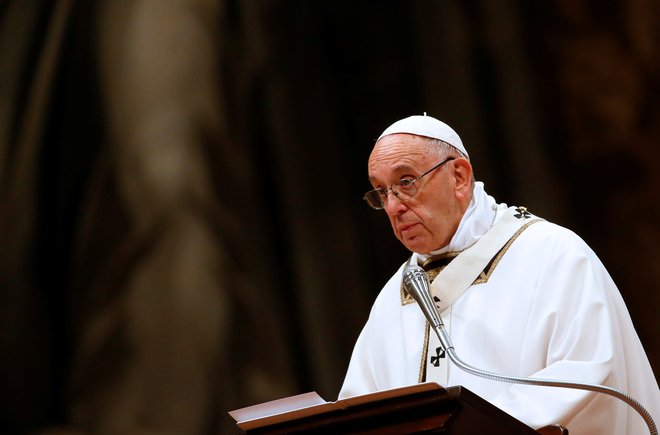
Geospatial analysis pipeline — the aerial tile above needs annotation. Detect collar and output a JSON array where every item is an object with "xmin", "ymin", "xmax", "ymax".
[{"xmin": 416, "ymin": 181, "xmax": 506, "ymax": 263}]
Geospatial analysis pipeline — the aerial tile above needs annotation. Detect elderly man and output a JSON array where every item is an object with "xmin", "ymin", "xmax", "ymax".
[{"xmin": 339, "ymin": 115, "xmax": 659, "ymax": 434}]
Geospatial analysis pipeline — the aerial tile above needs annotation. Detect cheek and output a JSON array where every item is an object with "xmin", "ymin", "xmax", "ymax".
[
  {"xmin": 420, "ymin": 215, "xmax": 443, "ymax": 242},
  {"xmin": 415, "ymin": 201, "xmax": 452, "ymax": 238},
  {"xmin": 387, "ymin": 214, "xmax": 401, "ymax": 235},
  {"xmin": 410, "ymin": 203, "xmax": 436, "ymax": 228}
]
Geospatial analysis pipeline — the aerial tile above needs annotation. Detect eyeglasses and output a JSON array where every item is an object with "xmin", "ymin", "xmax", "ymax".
[{"xmin": 363, "ymin": 157, "xmax": 456, "ymax": 210}]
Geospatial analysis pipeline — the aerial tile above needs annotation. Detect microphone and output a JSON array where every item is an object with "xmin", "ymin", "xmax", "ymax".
[
  {"xmin": 401, "ymin": 262, "xmax": 657, "ymax": 435},
  {"xmin": 402, "ymin": 264, "xmax": 452, "ymax": 353}
]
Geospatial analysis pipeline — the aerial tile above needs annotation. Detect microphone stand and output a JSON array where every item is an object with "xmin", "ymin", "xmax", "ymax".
[{"xmin": 403, "ymin": 264, "xmax": 657, "ymax": 435}]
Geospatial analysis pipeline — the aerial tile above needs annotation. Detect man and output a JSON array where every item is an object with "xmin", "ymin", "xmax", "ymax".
[{"xmin": 339, "ymin": 114, "xmax": 660, "ymax": 434}]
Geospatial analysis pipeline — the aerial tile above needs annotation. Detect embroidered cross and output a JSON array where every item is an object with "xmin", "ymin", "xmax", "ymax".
[
  {"xmin": 514, "ymin": 206, "xmax": 531, "ymax": 219},
  {"xmin": 430, "ymin": 346, "xmax": 446, "ymax": 367}
]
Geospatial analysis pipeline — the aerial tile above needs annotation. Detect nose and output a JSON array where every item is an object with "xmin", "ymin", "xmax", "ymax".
[{"xmin": 384, "ymin": 190, "xmax": 407, "ymax": 215}]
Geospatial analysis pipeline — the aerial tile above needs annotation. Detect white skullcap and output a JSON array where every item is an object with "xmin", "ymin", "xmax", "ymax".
[{"xmin": 377, "ymin": 114, "xmax": 469, "ymax": 158}]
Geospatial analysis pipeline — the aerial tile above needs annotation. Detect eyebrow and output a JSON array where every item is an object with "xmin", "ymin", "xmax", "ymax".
[{"xmin": 368, "ymin": 163, "xmax": 418, "ymax": 182}]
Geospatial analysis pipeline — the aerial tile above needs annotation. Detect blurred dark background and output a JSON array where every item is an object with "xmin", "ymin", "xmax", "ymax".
[{"xmin": 1, "ymin": 1, "xmax": 658, "ymax": 434}]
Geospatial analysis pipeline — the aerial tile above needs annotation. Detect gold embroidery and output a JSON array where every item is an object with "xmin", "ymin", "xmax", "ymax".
[
  {"xmin": 418, "ymin": 321, "xmax": 430, "ymax": 383},
  {"xmin": 421, "ymin": 251, "xmax": 460, "ymax": 270},
  {"xmin": 473, "ymin": 218, "xmax": 542, "ymax": 284}
]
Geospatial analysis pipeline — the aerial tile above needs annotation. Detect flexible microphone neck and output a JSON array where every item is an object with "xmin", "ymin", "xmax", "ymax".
[{"xmin": 402, "ymin": 263, "xmax": 657, "ymax": 435}]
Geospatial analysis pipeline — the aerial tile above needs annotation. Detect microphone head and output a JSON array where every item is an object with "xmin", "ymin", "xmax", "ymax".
[
  {"xmin": 402, "ymin": 264, "xmax": 430, "ymax": 298},
  {"xmin": 402, "ymin": 263, "xmax": 443, "ymax": 329}
]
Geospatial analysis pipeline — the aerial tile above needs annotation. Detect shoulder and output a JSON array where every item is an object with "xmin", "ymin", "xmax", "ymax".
[
  {"xmin": 512, "ymin": 218, "xmax": 617, "ymax": 302},
  {"xmin": 515, "ymin": 218, "xmax": 599, "ymax": 261},
  {"xmin": 497, "ymin": 216, "xmax": 613, "ymax": 295}
]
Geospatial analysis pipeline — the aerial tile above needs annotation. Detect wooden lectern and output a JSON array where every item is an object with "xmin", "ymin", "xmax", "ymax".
[{"xmin": 229, "ymin": 382, "xmax": 567, "ymax": 434}]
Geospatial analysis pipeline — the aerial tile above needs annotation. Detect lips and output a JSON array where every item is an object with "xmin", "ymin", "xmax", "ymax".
[{"xmin": 399, "ymin": 222, "xmax": 419, "ymax": 233}]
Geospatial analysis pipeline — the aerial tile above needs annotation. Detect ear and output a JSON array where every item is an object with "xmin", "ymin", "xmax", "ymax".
[{"xmin": 452, "ymin": 158, "xmax": 473, "ymax": 200}]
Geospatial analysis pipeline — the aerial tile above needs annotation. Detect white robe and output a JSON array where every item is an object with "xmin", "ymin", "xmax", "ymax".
[{"xmin": 339, "ymin": 186, "xmax": 659, "ymax": 435}]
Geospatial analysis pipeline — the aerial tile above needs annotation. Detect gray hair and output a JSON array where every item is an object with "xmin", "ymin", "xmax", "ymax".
[
  {"xmin": 423, "ymin": 137, "xmax": 475, "ymax": 184},
  {"xmin": 424, "ymin": 137, "xmax": 469, "ymax": 160}
]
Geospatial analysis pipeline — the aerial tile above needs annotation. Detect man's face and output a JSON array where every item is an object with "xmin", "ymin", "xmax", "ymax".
[{"xmin": 367, "ymin": 134, "xmax": 468, "ymax": 254}]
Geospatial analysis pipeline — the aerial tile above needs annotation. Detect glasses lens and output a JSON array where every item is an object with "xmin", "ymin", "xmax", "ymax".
[
  {"xmin": 363, "ymin": 190, "xmax": 385, "ymax": 209},
  {"xmin": 394, "ymin": 179, "xmax": 417, "ymax": 199}
]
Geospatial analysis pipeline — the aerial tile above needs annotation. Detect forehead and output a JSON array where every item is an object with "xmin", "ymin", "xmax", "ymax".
[{"xmin": 368, "ymin": 134, "xmax": 433, "ymax": 178}]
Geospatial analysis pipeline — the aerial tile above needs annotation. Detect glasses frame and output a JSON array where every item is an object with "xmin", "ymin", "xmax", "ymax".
[{"xmin": 363, "ymin": 157, "xmax": 456, "ymax": 210}]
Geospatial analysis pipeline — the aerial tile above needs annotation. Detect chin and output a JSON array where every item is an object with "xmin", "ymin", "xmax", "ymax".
[{"xmin": 403, "ymin": 240, "xmax": 431, "ymax": 255}]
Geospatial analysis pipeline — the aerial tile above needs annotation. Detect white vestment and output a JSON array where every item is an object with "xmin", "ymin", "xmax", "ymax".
[{"xmin": 340, "ymin": 183, "xmax": 659, "ymax": 435}]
